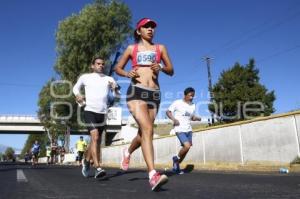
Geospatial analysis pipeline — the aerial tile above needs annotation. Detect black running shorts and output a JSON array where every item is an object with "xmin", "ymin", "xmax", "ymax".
[
  {"xmin": 83, "ymin": 111, "xmax": 106, "ymax": 133},
  {"xmin": 126, "ymin": 84, "xmax": 161, "ymax": 109}
]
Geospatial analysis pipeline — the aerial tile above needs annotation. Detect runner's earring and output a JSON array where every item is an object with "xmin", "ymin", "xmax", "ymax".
[{"xmin": 136, "ymin": 30, "xmax": 141, "ymax": 35}]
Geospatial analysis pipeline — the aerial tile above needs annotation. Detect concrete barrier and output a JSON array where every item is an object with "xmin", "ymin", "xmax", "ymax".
[
  {"xmin": 241, "ymin": 116, "xmax": 299, "ymax": 163},
  {"xmin": 101, "ymin": 111, "xmax": 300, "ymax": 168},
  {"xmin": 39, "ymin": 153, "xmax": 76, "ymax": 164}
]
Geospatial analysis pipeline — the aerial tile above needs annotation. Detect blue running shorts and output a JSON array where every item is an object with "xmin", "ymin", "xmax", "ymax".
[{"xmin": 176, "ymin": 131, "xmax": 193, "ymax": 146}]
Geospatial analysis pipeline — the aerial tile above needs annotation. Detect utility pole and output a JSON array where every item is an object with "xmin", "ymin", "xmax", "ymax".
[
  {"xmin": 64, "ymin": 126, "xmax": 70, "ymax": 153},
  {"xmin": 202, "ymin": 56, "xmax": 214, "ymax": 125}
]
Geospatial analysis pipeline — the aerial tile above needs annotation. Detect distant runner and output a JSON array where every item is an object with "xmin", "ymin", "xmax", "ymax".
[
  {"xmin": 76, "ymin": 136, "xmax": 87, "ymax": 166},
  {"xmin": 31, "ymin": 140, "xmax": 40, "ymax": 166}
]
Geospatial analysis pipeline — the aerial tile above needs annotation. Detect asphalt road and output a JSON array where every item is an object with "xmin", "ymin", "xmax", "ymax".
[{"xmin": 1, "ymin": 162, "xmax": 300, "ymax": 199}]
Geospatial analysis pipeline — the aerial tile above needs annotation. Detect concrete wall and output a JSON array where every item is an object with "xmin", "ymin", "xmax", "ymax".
[
  {"xmin": 295, "ymin": 114, "xmax": 300, "ymax": 156},
  {"xmin": 203, "ymin": 126, "xmax": 242, "ymax": 163},
  {"xmin": 241, "ymin": 117, "xmax": 299, "ymax": 163},
  {"xmin": 101, "ymin": 111, "xmax": 300, "ymax": 167}
]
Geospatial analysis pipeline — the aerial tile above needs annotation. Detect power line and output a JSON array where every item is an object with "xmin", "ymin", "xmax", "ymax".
[
  {"xmin": 205, "ymin": 6, "xmax": 300, "ymax": 58},
  {"xmin": 219, "ymin": 11, "xmax": 300, "ymax": 58},
  {"xmin": 257, "ymin": 45, "xmax": 300, "ymax": 63}
]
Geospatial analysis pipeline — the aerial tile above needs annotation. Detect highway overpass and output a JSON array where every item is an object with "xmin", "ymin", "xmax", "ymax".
[
  {"xmin": 0, "ymin": 115, "xmax": 45, "ymax": 134},
  {"xmin": 0, "ymin": 107, "xmax": 123, "ymax": 135}
]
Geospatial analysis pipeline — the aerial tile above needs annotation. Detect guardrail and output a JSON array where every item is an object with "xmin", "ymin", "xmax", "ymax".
[{"xmin": 0, "ymin": 115, "xmax": 39, "ymax": 122}]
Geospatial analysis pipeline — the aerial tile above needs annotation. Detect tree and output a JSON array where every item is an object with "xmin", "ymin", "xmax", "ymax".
[
  {"xmin": 38, "ymin": 79, "xmax": 76, "ymax": 138},
  {"xmin": 38, "ymin": 0, "xmax": 132, "ymax": 139},
  {"xmin": 55, "ymin": 0, "xmax": 132, "ymax": 82},
  {"xmin": 5, "ymin": 147, "xmax": 15, "ymax": 160},
  {"xmin": 209, "ymin": 59, "xmax": 276, "ymax": 123}
]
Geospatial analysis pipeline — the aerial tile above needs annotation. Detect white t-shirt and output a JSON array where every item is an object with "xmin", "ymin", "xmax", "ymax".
[
  {"xmin": 168, "ymin": 99, "xmax": 196, "ymax": 132},
  {"xmin": 73, "ymin": 73, "xmax": 117, "ymax": 114}
]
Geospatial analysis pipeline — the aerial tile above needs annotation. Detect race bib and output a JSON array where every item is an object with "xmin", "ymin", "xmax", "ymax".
[{"xmin": 136, "ymin": 51, "xmax": 156, "ymax": 65}]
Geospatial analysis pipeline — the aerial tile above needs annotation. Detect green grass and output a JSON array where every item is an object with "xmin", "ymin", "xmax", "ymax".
[
  {"xmin": 291, "ymin": 156, "xmax": 300, "ymax": 164},
  {"xmin": 153, "ymin": 123, "xmax": 208, "ymax": 136}
]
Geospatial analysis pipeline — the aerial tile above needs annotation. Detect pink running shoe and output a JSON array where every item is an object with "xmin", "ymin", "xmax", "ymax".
[
  {"xmin": 149, "ymin": 172, "xmax": 168, "ymax": 191},
  {"xmin": 120, "ymin": 148, "xmax": 130, "ymax": 171}
]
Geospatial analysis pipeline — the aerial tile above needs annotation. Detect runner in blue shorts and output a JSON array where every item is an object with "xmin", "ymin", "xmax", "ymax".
[{"xmin": 166, "ymin": 87, "xmax": 201, "ymax": 174}]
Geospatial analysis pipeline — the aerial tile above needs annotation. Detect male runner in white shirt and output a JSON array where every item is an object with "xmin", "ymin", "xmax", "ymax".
[
  {"xmin": 166, "ymin": 87, "xmax": 201, "ymax": 174},
  {"xmin": 73, "ymin": 57, "xmax": 119, "ymax": 178}
]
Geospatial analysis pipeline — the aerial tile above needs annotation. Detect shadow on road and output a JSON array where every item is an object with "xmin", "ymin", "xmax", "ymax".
[
  {"xmin": 183, "ymin": 164, "xmax": 194, "ymax": 173},
  {"xmin": 164, "ymin": 164, "xmax": 194, "ymax": 177}
]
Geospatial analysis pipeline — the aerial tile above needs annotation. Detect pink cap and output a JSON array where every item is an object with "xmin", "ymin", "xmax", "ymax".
[{"xmin": 136, "ymin": 18, "xmax": 157, "ymax": 29}]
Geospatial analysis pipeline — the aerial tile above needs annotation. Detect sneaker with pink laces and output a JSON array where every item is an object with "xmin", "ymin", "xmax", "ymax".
[
  {"xmin": 120, "ymin": 148, "xmax": 130, "ymax": 171},
  {"xmin": 149, "ymin": 172, "xmax": 168, "ymax": 191}
]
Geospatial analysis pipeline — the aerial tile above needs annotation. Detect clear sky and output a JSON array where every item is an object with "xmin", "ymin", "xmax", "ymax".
[{"xmin": 0, "ymin": 0, "xmax": 299, "ymax": 149}]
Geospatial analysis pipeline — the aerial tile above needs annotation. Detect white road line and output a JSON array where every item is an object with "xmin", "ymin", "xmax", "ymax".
[{"xmin": 17, "ymin": 169, "xmax": 28, "ymax": 183}]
